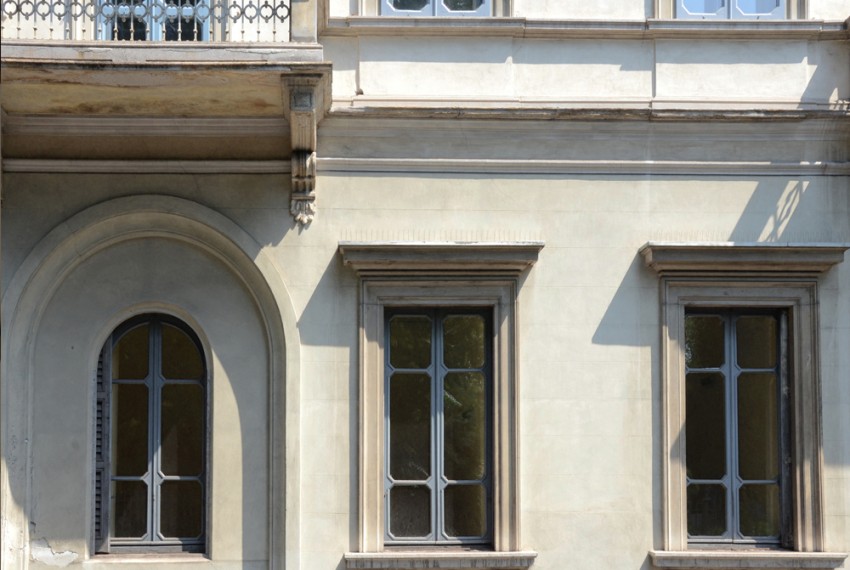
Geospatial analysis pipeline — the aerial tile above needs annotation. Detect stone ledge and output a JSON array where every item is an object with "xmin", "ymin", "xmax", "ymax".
[
  {"xmin": 343, "ymin": 551, "xmax": 537, "ymax": 570},
  {"xmin": 649, "ymin": 550, "xmax": 848, "ymax": 569}
]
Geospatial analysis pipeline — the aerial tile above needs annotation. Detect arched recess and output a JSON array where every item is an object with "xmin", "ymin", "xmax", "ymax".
[{"xmin": 1, "ymin": 195, "xmax": 301, "ymax": 570}]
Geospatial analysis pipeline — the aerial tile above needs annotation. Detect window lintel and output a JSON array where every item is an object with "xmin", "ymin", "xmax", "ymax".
[
  {"xmin": 640, "ymin": 242, "xmax": 849, "ymax": 276},
  {"xmin": 339, "ymin": 241, "xmax": 544, "ymax": 276}
]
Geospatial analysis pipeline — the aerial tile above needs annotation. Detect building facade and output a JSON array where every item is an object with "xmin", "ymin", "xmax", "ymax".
[{"xmin": 1, "ymin": 1, "xmax": 849, "ymax": 569}]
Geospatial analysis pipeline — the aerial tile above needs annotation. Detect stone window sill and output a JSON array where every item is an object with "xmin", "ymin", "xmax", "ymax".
[
  {"xmin": 649, "ymin": 550, "xmax": 848, "ymax": 569},
  {"xmin": 343, "ymin": 550, "xmax": 538, "ymax": 570}
]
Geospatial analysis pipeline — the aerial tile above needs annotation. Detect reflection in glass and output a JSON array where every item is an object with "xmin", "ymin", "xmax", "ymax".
[
  {"xmin": 736, "ymin": 316, "xmax": 777, "ymax": 369},
  {"xmin": 686, "ymin": 373, "xmax": 726, "ymax": 479},
  {"xmin": 390, "ymin": 316, "xmax": 432, "ymax": 369},
  {"xmin": 390, "ymin": 486, "xmax": 431, "ymax": 537},
  {"xmin": 682, "ymin": 0, "xmax": 725, "ymax": 13},
  {"xmin": 161, "ymin": 384, "xmax": 204, "ymax": 476},
  {"xmin": 445, "ymin": 485, "xmax": 486, "ymax": 537},
  {"xmin": 160, "ymin": 481, "xmax": 203, "ymax": 538},
  {"xmin": 737, "ymin": 373, "xmax": 778, "ymax": 480},
  {"xmin": 389, "ymin": 373, "xmax": 431, "ymax": 480},
  {"xmin": 112, "ymin": 325, "xmax": 149, "ymax": 379},
  {"xmin": 391, "ymin": 0, "xmax": 429, "ymax": 10},
  {"xmin": 736, "ymin": 0, "xmax": 780, "ymax": 13},
  {"xmin": 443, "ymin": 315, "xmax": 485, "ymax": 369},
  {"xmin": 112, "ymin": 383, "xmax": 149, "ymax": 476},
  {"xmin": 740, "ymin": 484, "xmax": 780, "ymax": 537},
  {"xmin": 685, "ymin": 316, "xmax": 724, "ymax": 369},
  {"xmin": 444, "ymin": 372, "xmax": 485, "ymax": 480},
  {"xmin": 162, "ymin": 324, "xmax": 204, "ymax": 379},
  {"xmin": 687, "ymin": 484, "xmax": 726, "ymax": 536},
  {"xmin": 113, "ymin": 481, "xmax": 148, "ymax": 538},
  {"xmin": 444, "ymin": 0, "xmax": 484, "ymax": 10}
]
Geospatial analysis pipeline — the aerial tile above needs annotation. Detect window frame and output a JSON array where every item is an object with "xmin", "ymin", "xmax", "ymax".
[
  {"xmin": 675, "ymin": 0, "xmax": 786, "ymax": 20},
  {"xmin": 641, "ymin": 242, "xmax": 849, "ymax": 570},
  {"xmin": 380, "ymin": 0, "xmax": 491, "ymax": 17},
  {"xmin": 362, "ymin": 0, "xmax": 509, "ymax": 17},
  {"xmin": 656, "ymin": 0, "xmax": 804, "ymax": 19},
  {"xmin": 340, "ymin": 241, "xmax": 541, "ymax": 569},
  {"xmin": 93, "ymin": 313, "xmax": 209, "ymax": 555}
]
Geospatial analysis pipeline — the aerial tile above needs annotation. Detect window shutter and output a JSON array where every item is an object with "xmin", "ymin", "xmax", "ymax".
[{"xmin": 93, "ymin": 342, "xmax": 111, "ymax": 554}]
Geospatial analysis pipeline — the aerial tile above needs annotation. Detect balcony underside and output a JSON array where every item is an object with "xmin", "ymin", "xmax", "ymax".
[{"xmin": 0, "ymin": 45, "xmax": 329, "ymax": 160}]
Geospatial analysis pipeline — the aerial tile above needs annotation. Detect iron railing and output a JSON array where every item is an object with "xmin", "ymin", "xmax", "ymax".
[{"xmin": 2, "ymin": 0, "xmax": 290, "ymax": 41}]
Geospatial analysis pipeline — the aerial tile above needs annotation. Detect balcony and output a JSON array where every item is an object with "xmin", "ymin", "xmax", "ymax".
[{"xmin": 1, "ymin": 0, "xmax": 291, "ymax": 41}]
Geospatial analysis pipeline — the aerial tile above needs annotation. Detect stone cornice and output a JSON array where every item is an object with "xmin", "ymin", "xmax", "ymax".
[
  {"xmin": 323, "ymin": 16, "xmax": 848, "ymax": 40},
  {"xmin": 639, "ymin": 242, "xmax": 849, "ymax": 276}
]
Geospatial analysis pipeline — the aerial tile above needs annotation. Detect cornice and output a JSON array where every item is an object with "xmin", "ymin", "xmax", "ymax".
[
  {"xmin": 2, "ymin": 115, "xmax": 288, "ymax": 137},
  {"xmin": 639, "ymin": 242, "xmax": 850, "ymax": 276},
  {"xmin": 323, "ymin": 16, "xmax": 848, "ymax": 40},
  {"xmin": 1, "ymin": 159, "xmax": 290, "ymax": 174}
]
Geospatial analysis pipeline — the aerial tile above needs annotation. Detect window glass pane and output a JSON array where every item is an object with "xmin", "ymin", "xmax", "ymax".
[
  {"xmin": 736, "ymin": 0, "xmax": 780, "ymax": 14},
  {"xmin": 737, "ymin": 373, "xmax": 779, "ymax": 480},
  {"xmin": 736, "ymin": 316, "xmax": 777, "ymax": 369},
  {"xmin": 112, "ymin": 325, "xmax": 149, "ymax": 379},
  {"xmin": 389, "ymin": 316, "xmax": 432, "ymax": 369},
  {"xmin": 389, "ymin": 372, "xmax": 431, "ymax": 480},
  {"xmin": 112, "ymin": 383, "xmax": 149, "ymax": 476},
  {"xmin": 739, "ymin": 484, "xmax": 780, "ymax": 537},
  {"xmin": 681, "ymin": 0, "xmax": 725, "ymax": 13},
  {"xmin": 687, "ymin": 484, "xmax": 727, "ymax": 536},
  {"xmin": 444, "ymin": 484, "xmax": 486, "ymax": 537},
  {"xmin": 160, "ymin": 383, "xmax": 204, "ymax": 476},
  {"xmin": 392, "ymin": 0, "xmax": 428, "ymax": 8},
  {"xmin": 685, "ymin": 316, "xmax": 724, "ymax": 369},
  {"xmin": 444, "ymin": 372, "xmax": 486, "ymax": 480},
  {"xmin": 160, "ymin": 481, "xmax": 204, "ymax": 539},
  {"xmin": 161, "ymin": 324, "xmax": 204, "ymax": 380},
  {"xmin": 112, "ymin": 481, "xmax": 148, "ymax": 538},
  {"xmin": 443, "ymin": 0, "xmax": 483, "ymax": 10},
  {"xmin": 389, "ymin": 486, "xmax": 431, "ymax": 538},
  {"xmin": 685, "ymin": 372, "xmax": 726, "ymax": 479},
  {"xmin": 443, "ymin": 315, "xmax": 485, "ymax": 369}
]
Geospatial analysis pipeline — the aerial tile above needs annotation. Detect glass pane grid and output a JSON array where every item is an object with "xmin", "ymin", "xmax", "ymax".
[{"xmin": 685, "ymin": 312, "xmax": 783, "ymax": 544}]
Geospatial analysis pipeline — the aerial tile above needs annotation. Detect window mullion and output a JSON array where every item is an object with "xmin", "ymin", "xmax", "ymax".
[
  {"xmin": 433, "ymin": 310, "xmax": 444, "ymax": 542},
  {"xmin": 150, "ymin": 318, "xmax": 162, "ymax": 542},
  {"xmin": 726, "ymin": 314, "xmax": 740, "ymax": 542}
]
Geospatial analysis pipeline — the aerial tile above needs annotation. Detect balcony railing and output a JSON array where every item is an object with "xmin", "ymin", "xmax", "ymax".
[{"xmin": 1, "ymin": 0, "xmax": 290, "ymax": 41}]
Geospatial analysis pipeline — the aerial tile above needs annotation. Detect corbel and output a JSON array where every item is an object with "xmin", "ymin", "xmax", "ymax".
[{"xmin": 281, "ymin": 67, "xmax": 331, "ymax": 226}]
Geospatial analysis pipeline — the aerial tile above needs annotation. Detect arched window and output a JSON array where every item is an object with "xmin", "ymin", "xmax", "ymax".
[{"xmin": 94, "ymin": 314, "xmax": 207, "ymax": 553}]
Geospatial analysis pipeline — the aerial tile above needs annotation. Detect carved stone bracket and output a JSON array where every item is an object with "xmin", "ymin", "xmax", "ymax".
[{"xmin": 282, "ymin": 68, "xmax": 331, "ymax": 227}]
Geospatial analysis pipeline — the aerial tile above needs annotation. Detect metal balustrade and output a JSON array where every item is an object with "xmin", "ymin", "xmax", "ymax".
[{"xmin": 1, "ymin": 0, "xmax": 290, "ymax": 41}]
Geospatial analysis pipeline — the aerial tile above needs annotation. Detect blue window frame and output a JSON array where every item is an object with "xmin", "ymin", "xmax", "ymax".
[{"xmin": 384, "ymin": 308, "xmax": 493, "ymax": 545}]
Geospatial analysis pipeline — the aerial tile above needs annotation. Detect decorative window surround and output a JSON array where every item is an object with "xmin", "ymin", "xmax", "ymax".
[
  {"xmin": 640, "ymin": 242, "xmax": 848, "ymax": 570},
  {"xmin": 339, "ymin": 242, "xmax": 542, "ymax": 569}
]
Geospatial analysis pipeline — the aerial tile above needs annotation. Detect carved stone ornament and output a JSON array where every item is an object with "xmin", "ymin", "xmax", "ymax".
[{"xmin": 281, "ymin": 69, "xmax": 331, "ymax": 227}]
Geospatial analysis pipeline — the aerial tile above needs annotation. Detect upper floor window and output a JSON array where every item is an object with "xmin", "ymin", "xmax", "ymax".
[
  {"xmin": 676, "ymin": 0, "xmax": 786, "ymax": 19},
  {"xmin": 381, "ymin": 0, "xmax": 491, "ymax": 17},
  {"xmin": 97, "ymin": 0, "xmax": 207, "ymax": 41},
  {"xmin": 94, "ymin": 314, "xmax": 207, "ymax": 553}
]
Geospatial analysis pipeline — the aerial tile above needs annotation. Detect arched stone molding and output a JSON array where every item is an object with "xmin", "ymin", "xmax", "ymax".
[{"xmin": 1, "ymin": 195, "xmax": 301, "ymax": 570}]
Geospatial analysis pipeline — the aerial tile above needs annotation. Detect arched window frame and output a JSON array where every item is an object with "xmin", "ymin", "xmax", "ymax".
[{"xmin": 93, "ymin": 313, "xmax": 209, "ymax": 554}]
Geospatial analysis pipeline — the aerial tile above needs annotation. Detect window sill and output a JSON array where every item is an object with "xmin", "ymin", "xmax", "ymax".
[
  {"xmin": 86, "ymin": 553, "xmax": 211, "ymax": 564},
  {"xmin": 343, "ymin": 550, "xmax": 538, "ymax": 570},
  {"xmin": 323, "ymin": 16, "xmax": 847, "ymax": 40},
  {"xmin": 649, "ymin": 550, "xmax": 848, "ymax": 569}
]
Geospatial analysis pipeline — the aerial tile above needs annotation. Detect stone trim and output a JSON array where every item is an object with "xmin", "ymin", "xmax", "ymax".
[
  {"xmin": 649, "ymin": 550, "xmax": 848, "ymax": 569},
  {"xmin": 344, "ymin": 551, "xmax": 538, "ymax": 569},
  {"xmin": 640, "ymin": 243, "xmax": 849, "ymax": 276},
  {"xmin": 322, "ymin": 16, "xmax": 847, "ymax": 40},
  {"xmin": 338, "ymin": 241, "xmax": 544, "ymax": 275}
]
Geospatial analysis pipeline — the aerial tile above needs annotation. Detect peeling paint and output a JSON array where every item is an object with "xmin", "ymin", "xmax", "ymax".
[{"xmin": 30, "ymin": 539, "xmax": 78, "ymax": 567}]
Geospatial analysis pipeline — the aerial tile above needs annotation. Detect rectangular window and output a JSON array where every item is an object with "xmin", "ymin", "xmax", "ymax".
[
  {"xmin": 381, "ymin": 0, "xmax": 491, "ymax": 17},
  {"xmin": 676, "ymin": 0, "xmax": 786, "ymax": 19},
  {"xmin": 97, "ymin": 0, "xmax": 209, "ymax": 41},
  {"xmin": 684, "ymin": 310, "xmax": 791, "ymax": 546},
  {"xmin": 385, "ymin": 308, "xmax": 492, "ymax": 545}
]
